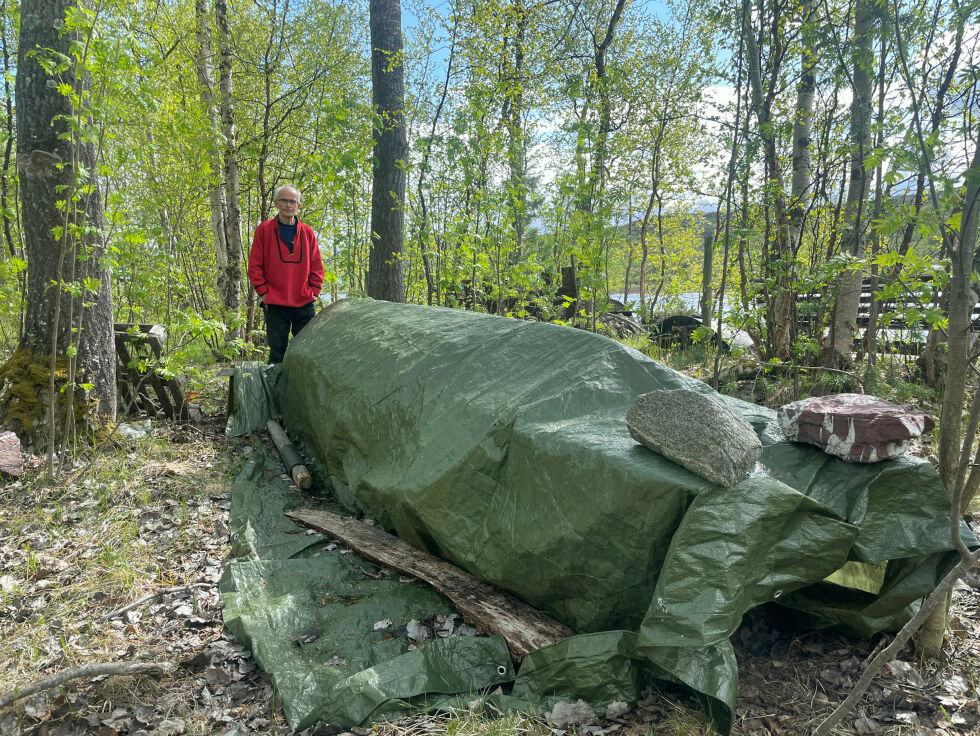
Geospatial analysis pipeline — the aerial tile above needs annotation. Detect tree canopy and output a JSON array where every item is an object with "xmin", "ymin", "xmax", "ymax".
[{"xmin": 0, "ymin": 0, "xmax": 975, "ymax": 412}]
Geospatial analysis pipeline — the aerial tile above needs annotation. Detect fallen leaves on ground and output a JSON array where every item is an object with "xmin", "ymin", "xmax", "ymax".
[{"xmin": 1, "ymin": 413, "xmax": 978, "ymax": 736}]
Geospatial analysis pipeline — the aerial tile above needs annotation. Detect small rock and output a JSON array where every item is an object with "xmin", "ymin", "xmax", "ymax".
[
  {"xmin": 604, "ymin": 701, "xmax": 629, "ymax": 719},
  {"xmin": 548, "ymin": 699, "xmax": 597, "ymax": 728},
  {"xmin": 0, "ymin": 430, "xmax": 23, "ymax": 476}
]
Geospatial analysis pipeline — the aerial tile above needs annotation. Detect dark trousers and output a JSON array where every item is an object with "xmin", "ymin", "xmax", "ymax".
[{"xmin": 265, "ymin": 302, "xmax": 315, "ymax": 363}]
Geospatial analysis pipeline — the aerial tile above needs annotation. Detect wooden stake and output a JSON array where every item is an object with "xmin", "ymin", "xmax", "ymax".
[{"xmin": 267, "ymin": 420, "xmax": 312, "ymax": 489}]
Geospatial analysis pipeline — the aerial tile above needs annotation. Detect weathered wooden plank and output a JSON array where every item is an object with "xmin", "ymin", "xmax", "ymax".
[
  {"xmin": 112, "ymin": 324, "xmax": 202, "ymax": 421},
  {"xmin": 148, "ymin": 372, "xmax": 177, "ymax": 418},
  {"xmin": 286, "ymin": 508, "xmax": 574, "ymax": 661},
  {"xmin": 113, "ymin": 323, "xmax": 166, "ymax": 358}
]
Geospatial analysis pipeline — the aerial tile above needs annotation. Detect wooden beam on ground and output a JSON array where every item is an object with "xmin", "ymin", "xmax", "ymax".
[{"xmin": 286, "ymin": 508, "xmax": 575, "ymax": 661}]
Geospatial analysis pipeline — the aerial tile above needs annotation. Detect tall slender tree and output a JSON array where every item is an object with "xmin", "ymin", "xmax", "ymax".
[
  {"xmin": 742, "ymin": 0, "xmax": 794, "ymax": 359},
  {"xmin": 214, "ymin": 0, "xmax": 244, "ymax": 331},
  {"xmin": 367, "ymin": 0, "xmax": 407, "ymax": 302},
  {"xmin": 827, "ymin": 0, "xmax": 874, "ymax": 365},
  {"xmin": 0, "ymin": 0, "xmax": 16, "ymax": 261},
  {"xmin": 193, "ymin": 0, "xmax": 232, "ymax": 314}
]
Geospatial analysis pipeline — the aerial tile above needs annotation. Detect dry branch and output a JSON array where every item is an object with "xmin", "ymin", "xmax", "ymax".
[
  {"xmin": 812, "ymin": 548, "xmax": 980, "ymax": 735},
  {"xmin": 95, "ymin": 583, "xmax": 212, "ymax": 623},
  {"xmin": 0, "ymin": 661, "xmax": 175, "ymax": 710}
]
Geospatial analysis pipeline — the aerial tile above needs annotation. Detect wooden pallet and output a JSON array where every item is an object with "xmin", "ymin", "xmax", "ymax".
[{"xmin": 113, "ymin": 323, "xmax": 202, "ymax": 421}]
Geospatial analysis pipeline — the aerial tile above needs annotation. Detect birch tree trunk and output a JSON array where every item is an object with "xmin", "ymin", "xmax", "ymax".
[
  {"xmin": 788, "ymin": 0, "xmax": 815, "ymax": 261},
  {"xmin": 503, "ymin": 0, "xmax": 528, "ymax": 264},
  {"xmin": 827, "ymin": 0, "xmax": 874, "ymax": 365},
  {"xmin": 743, "ymin": 0, "xmax": 793, "ymax": 359},
  {"xmin": 193, "ymin": 0, "xmax": 230, "ymax": 302},
  {"xmin": 0, "ymin": 0, "xmax": 16, "ymax": 261},
  {"xmin": 215, "ymin": 0, "xmax": 244, "ymax": 332}
]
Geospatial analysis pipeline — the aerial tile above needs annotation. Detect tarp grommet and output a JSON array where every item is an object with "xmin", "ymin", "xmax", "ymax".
[
  {"xmin": 496, "ymin": 665, "xmax": 507, "ymax": 676},
  {"xmin": 773, "ymin": 589, "xmax": 783, "ymax": 599}
]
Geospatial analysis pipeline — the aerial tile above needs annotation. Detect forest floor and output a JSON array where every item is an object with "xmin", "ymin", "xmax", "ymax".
[{"xmin": 1, "ymin": 369, "xmax": 979, "ymax": 736}]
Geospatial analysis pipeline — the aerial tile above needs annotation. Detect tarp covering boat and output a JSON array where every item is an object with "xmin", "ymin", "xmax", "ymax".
[{"xmin": 222, "ymin": 298, "xmax": 973, "ymax": 732}]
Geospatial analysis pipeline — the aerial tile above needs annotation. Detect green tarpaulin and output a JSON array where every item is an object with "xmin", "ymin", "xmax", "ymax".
[{"xmin": 223, "ymin": 298, "xmax": 973, "ymax": 733}]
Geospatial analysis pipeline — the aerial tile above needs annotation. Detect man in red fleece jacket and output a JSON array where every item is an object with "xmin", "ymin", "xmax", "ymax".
[{"xmin": 248, "ymin": 185, "xmax": 325, "ymax": 363}]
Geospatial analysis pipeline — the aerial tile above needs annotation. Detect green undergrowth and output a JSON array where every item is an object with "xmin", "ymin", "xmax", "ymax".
[{"xmin": 618, "ymin": 333, "xmax": 940, "ymax": 413}]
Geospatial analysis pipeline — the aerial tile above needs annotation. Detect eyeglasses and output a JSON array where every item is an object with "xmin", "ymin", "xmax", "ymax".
[{"xmin": 276, "ymin": 198, "xmax": 299, "ymax": 205}]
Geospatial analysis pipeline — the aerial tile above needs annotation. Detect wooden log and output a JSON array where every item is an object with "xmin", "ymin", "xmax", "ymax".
[
  {"xmin": 267, "ymin": 420, "xmax": 312, "ymax": 489},
  {"xmin": 285, "ymin": 508, "xmax": 575, "ymax": 661}
]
